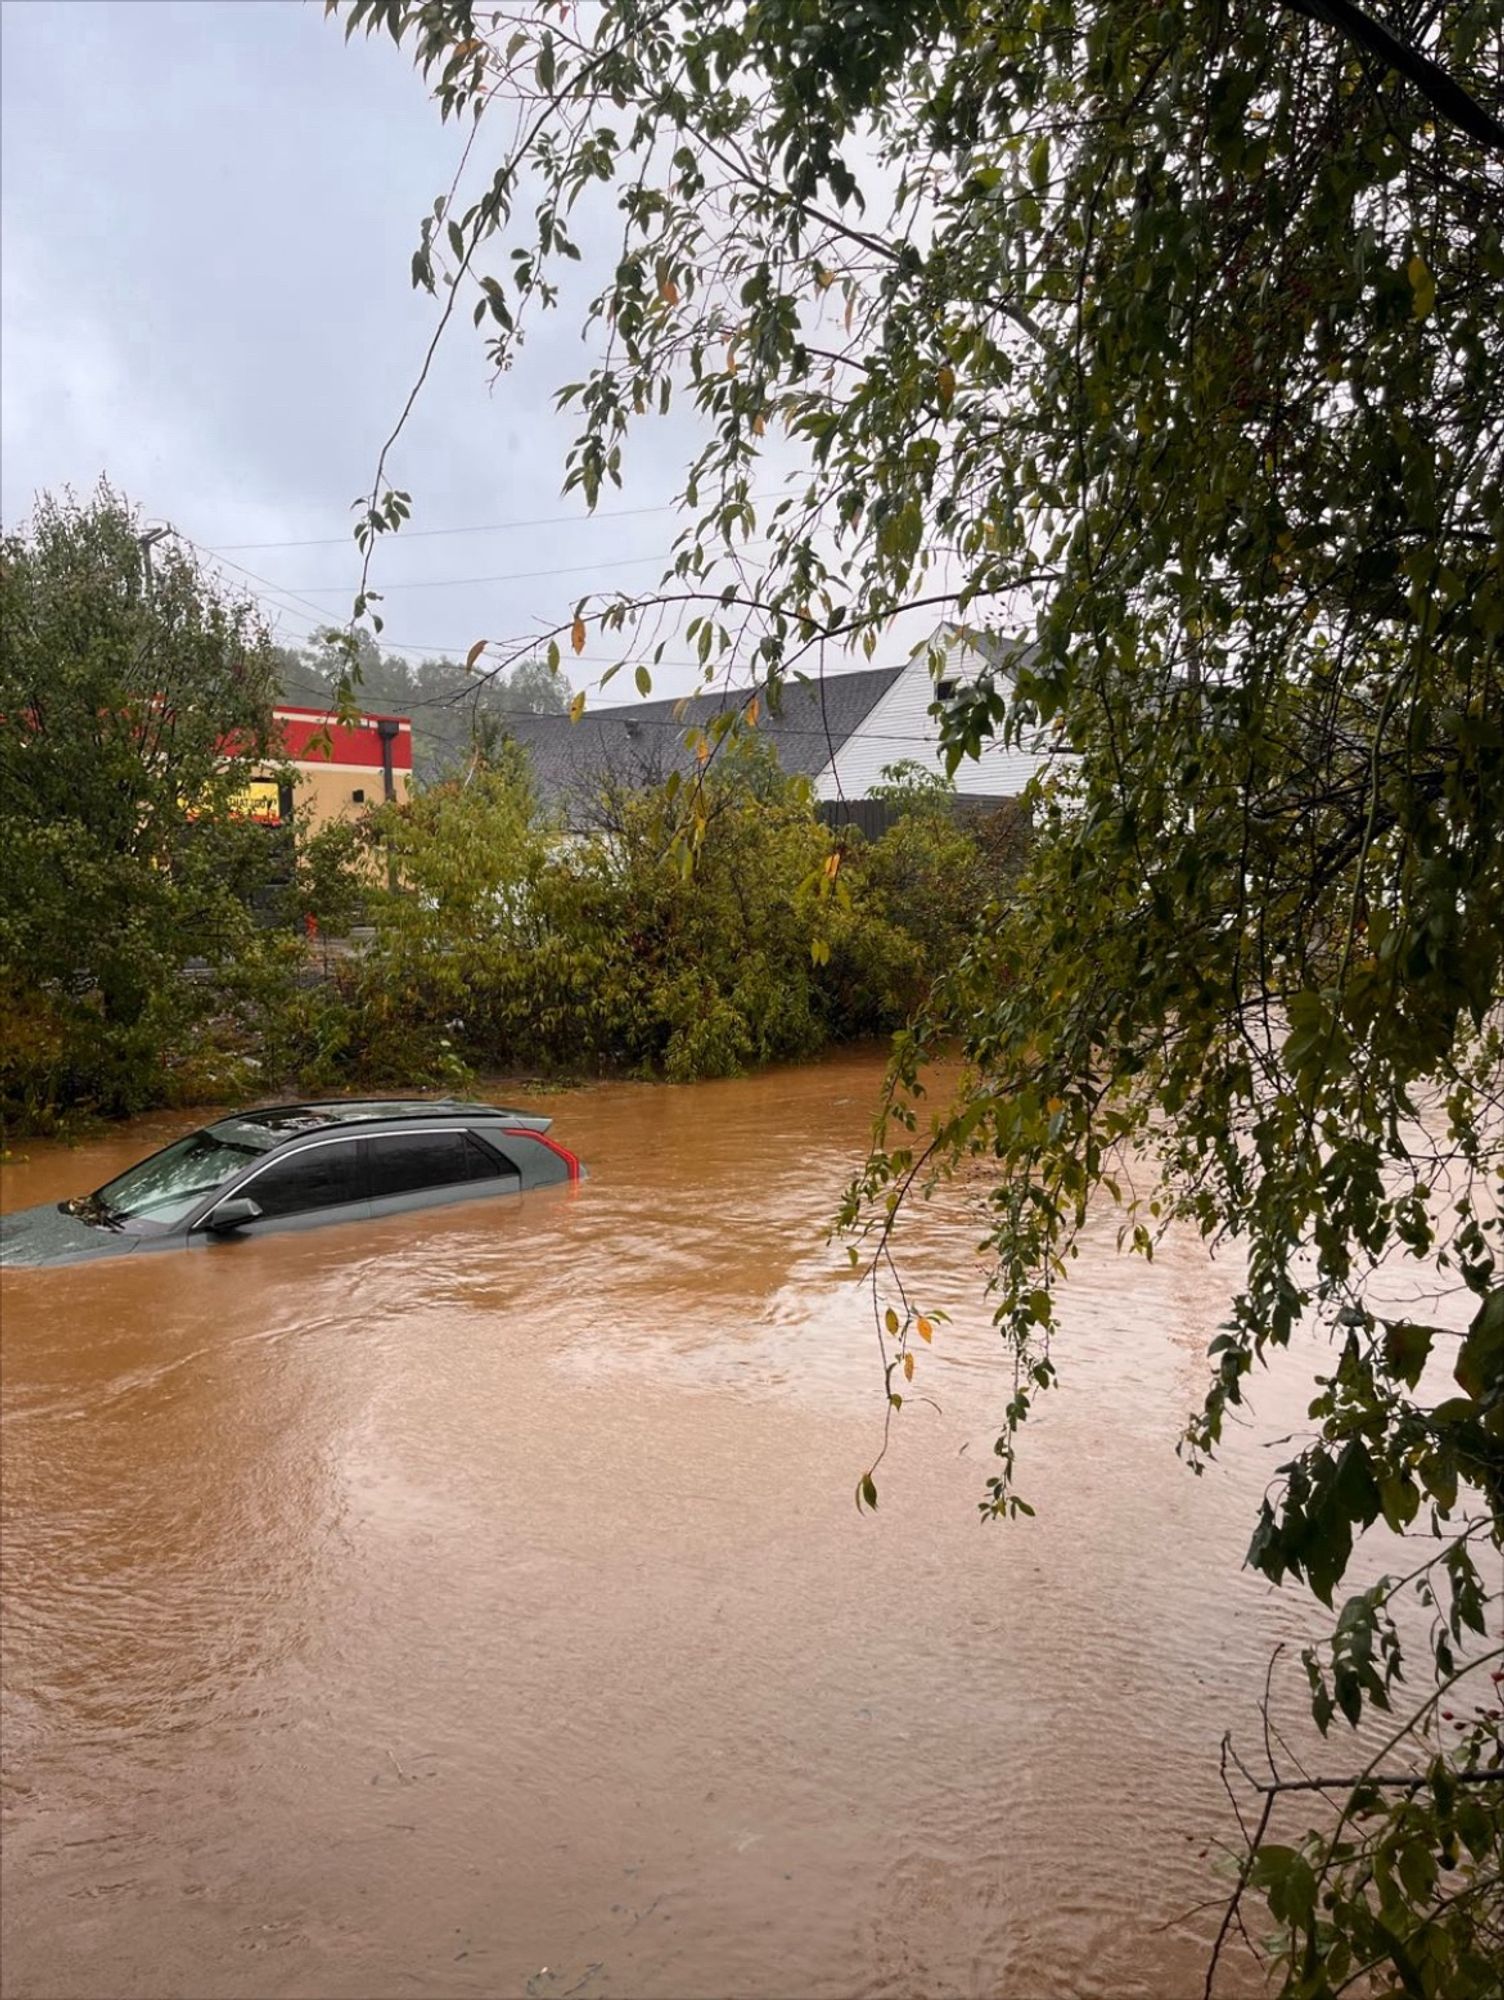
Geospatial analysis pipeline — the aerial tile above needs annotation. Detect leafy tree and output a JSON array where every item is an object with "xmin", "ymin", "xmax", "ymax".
[
  {"xmin": 822, "ymin": 762, "xmax": 1004, "ymax": 1029},
  {"xmin": 276, "ymin": 735, "xmax": 988, "ymax": 1086},
  {"xmin": 489, "ymin": 653, "xmax": 570, "ymax": 719},
  {"xmin": 0, "ymin": 485, "xmax": 285, "ymax": 1123},
  {"xmin": 342, "ymin": 3, "xmax": 1502, "ymax": 1984},
  {"xmin": 341, "ymin": 735, "xmax": 833, "ymax": 1080}
]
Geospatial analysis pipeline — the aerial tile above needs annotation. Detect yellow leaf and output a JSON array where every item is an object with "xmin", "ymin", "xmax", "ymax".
[
  {"xmin": 814, "ymin": 265, "xmax": 833, "ymax": 290},
  {"xmin": 746, "ymin": 696, "xmax": 760, "ymax": 727},
  {"xmin": 937, "ymin": 363, "xmax": 956, "ymax": 411},
  {"xmin": 1407, "ymin": 254, "xmax": 1436, "ymax": 319},
  {"xmin": 903, "ymin": 1352, "xmax": 915, "ymax": 1382},
  {"xmin": 916, "ymin": 1316, "xmax": 933, "ymax": 1343},
  {"xmin": 751, "ymin": 413, "xmax": 765, "ymax": 436},
  {"xmin": 465, "ymin": 639, "xmax": 487, "ymax": 672},
  {"xmin": 571, "ymin": 615, "xmax": 586, "ymax": 654},
  {"xmin": 823, "ymin": 850, "xmax": 841, "ymax": 879},
  {"xmin": 884, "ymin": 1306, "xmax": 899, "ymax": 1335},
  {"xmin": 660, "ymin": 275, "xmax": 679, "ymax": 306},
  {"xmin": 568, "ymin": 691, "xmax": 586, "ymax": 723}
]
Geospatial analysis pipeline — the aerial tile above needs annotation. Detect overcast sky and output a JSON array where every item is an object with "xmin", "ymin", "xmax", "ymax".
[{"xmin": 2, "ymin": 0, "xmax": 856, "ymax": 700}]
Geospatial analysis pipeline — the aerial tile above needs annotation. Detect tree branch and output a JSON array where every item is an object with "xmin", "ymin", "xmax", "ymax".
[
  {"xmin": 1254, "ymin": 1769, "xmax": 1504, "ymax": 1795},
  {"xmin": 1278, "ymin": 0, "xmax": 1504, "ymax": 154}
]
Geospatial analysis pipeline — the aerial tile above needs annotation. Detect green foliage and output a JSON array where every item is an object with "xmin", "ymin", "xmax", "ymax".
[
  {"xmin": 341, "ymin": 0, "xmax": 1503, "ymax": 1982},
  {"xmin": 297, "ymin": 735, "xmax": 989, "ymax": 1086},
  {"xmin": 295, "ymin": 814, "xmax": 374, "ymax": 936},
  {"xmin": 0, "ymin": 485, "xmax": 288, "ymax": 1126},
  {"xmin": 1241, "ymin": 1636, "xmax": 1504, "ymax": 1998},
  {"xmin": 823, "ymin": 769, "xmax": 1000, "ymax": 1033}
]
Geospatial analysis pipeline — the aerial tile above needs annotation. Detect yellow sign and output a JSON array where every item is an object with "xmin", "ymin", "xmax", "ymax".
[{"xmin": 237, "ymin": 778, "xmax": 284, "ymax": 823}]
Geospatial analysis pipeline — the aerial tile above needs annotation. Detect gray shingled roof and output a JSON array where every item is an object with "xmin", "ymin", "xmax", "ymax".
[{"xmin": 507, "ymin": 664, "xmax": 904, "ymax": 824}]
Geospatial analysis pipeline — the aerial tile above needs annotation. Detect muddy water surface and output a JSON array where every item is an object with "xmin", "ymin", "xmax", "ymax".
[{"xmin": 3, "ymin": 1054, "xmax": 1353, "ymax": 1998}]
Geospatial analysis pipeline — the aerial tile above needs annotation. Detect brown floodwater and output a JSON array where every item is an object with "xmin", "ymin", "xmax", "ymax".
[{"xmin": 0, "ymin": 1052, "xmax": 1426, "ymax": 1999}]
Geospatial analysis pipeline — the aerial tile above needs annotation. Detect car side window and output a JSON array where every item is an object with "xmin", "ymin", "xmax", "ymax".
[
  {"xmin": 231, "ymin": 1141, "xmax": 365, "ymax": 1221},
  {"xmin": 367, "ymin": 1131, "xmax": 512, "ymax": 1200}
]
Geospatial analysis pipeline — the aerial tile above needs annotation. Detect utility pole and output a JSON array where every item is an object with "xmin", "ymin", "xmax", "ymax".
[{"xmin": 136, "ymin": 524, "xmax": 168, "ymax": 598}]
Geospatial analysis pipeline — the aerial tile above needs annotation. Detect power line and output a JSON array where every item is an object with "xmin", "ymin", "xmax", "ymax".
[
  {"xmin": 178, "ymin": 524, "xmax": 774, "ymax": 661},
  {"xmin": 178, "ymin": 523, "xmax": 947, "ymax": 713},
  {"xmin": 206, "ymin": 492, "xmax": 785, "ymax": 552},
  {"xmin": 175, "ymin": 534, "xmax": 355, "ymax": 628},
  {"xmin": 273, "ymin": 546, "xmax": 769, "ymax": 595}
]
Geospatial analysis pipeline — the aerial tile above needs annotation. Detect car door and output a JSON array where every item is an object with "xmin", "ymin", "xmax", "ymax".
[
  {"xmin": 363, "ymin": 1128, "xmax": 520, "ymax": 1221},
  {"xmin": 191, "ymin": 1136, "xmax": 370, "ymax": 1242}
]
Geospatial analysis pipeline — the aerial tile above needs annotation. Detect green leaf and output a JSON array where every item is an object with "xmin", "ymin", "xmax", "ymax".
[
  {"xmin": 1383, "ymin": 1320, "xmax": 1433, "ymax": 1390},
  {"xmin": 1251, "ymin": 1845, "xmax": 1318, "ymax": 1926},
  {"xmin": 1454, "ymin": 1287, "xmax": 1503, "ymax": 1401}
]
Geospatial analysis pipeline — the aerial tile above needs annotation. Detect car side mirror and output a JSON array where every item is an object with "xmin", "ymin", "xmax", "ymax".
[{"xmin": 205, "ymin": 1197, "xmax": 263, "ymax": 1233}]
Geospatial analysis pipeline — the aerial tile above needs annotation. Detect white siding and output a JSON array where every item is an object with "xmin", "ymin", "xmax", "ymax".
[{"xmin": 814, "ymin": 631, "xmax": 1049, "ymax": 801}]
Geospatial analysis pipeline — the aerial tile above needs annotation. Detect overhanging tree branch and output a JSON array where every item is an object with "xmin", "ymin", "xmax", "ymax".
[{"xmin": 1279, "ymin": 0, "xmax": 1504, "ymax": 154}]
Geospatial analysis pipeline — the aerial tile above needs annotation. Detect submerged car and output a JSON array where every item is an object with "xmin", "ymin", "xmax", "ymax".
[{"xmin": 0, "ymin": 1099, "xmax": 582, "ymax": 1270}]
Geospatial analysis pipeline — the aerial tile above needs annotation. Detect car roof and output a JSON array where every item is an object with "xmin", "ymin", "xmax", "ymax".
[{"xmin": 204, "ymin": 1099, "xmax": 551, "ymax": 1146}]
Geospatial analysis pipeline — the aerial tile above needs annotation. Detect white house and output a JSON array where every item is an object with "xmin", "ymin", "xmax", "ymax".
[
  {"xmin": 811, "ymin": 625, "xmax": 1046, "ymax": 803},
  {"xmin": 505, "ymin": 624, "xmax": 1050, "ymax": 825}
]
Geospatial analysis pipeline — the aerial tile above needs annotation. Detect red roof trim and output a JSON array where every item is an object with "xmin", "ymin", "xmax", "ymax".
[
  {"xmin": 273, "ymin": 704, "xmax": 412, "ymax": 728},
  {"xmin": 274, "ymin": 714, "xmax": 414, "ymax": 771}
]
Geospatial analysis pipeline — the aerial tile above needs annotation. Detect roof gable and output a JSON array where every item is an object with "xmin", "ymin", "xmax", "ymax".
[
  {"xmin": 812, "ymin": 628, "xmax": 1046, "ymax": 803},
  {"xmin": 506, "ymin": 662, "xmax": 904, "ymax": 818}
]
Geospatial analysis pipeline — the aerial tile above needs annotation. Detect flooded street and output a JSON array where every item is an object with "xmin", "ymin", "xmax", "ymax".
[{"xmin": 2, "ymin": 1052, "xmax": 1368, "ymax": 1998}]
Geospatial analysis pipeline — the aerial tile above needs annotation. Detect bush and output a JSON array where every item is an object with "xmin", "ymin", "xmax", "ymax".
[{"xmin": 294, "ymin": 738, "xmax": 1013, "ymax": 1088}]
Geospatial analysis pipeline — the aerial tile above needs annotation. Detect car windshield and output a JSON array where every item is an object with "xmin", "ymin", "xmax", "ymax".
[{"xmin": 91, "ymin": 1132, "xmax": 261, "ymax": 1229}]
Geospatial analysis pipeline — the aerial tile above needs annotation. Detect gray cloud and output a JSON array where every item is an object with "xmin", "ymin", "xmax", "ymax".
[
  {"xmin": 3, "ymin": 1, "xmax": 961, "ymax": 704},
  {"xmin": 1, "ymin": 0, "xmax": 717, "ymax": 689}
]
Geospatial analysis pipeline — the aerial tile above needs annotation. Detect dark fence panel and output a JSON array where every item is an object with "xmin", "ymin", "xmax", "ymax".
[{"xmin": 815, "ymin": 794, "xmax": 1013, "ymax": 841}]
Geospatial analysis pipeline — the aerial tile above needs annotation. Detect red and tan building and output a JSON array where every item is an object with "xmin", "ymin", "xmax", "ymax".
[{"xmin": 241, "ymin": 706, "xmax": 414, "ymax": 831}]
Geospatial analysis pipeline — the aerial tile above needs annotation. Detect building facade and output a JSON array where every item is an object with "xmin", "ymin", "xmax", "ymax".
[{"xmin": 246, "ymin": 705, "xmax": 415, "ymax": 833}]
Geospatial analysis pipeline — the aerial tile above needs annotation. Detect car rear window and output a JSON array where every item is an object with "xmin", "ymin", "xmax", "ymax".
[{"xmin": 367, "ymin": 1131, "xmax": 513, "ymax": 1200}]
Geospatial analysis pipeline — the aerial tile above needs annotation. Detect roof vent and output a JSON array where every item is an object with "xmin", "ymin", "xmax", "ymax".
[
  {"xmin": 625, "ymin": 718, "xmax": 641, "ymax": 739},
  {"xmin": 935, "ymin": 678, "xmax": 958, "ymax": 700}
]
